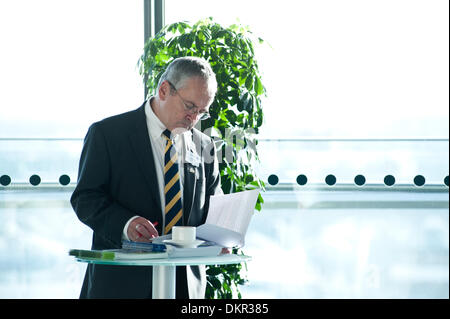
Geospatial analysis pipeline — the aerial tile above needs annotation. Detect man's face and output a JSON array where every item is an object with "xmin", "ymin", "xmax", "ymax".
[{"xmin": 159, "ymin": 76, "xmax": 214, "ymax": 132}]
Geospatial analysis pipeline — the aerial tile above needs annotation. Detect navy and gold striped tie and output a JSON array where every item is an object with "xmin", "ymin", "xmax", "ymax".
[{"xmin": 162, "ymin": 129, "xmax": 183, "ymax": 234}]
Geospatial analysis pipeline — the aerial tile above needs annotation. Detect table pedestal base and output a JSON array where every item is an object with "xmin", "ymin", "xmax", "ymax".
[{"xmin": 152, "ymin": 265, "xmax": 176, "ymax": 299}]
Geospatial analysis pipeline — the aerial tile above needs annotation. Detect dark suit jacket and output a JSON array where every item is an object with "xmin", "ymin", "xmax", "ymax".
[{"xmin": 70, "ymin": 101, "xmax": 222, "ymax": 298}]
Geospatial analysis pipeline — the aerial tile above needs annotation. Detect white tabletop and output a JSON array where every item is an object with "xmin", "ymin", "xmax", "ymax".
[{"xmin": 76, "ymin": 253, "xmax": 251, "ymax": 267}]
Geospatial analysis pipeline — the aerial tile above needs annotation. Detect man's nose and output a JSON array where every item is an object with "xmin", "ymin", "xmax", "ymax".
[{"xmin": 186, "ymin": 113, "xmax": 197, "ymax": 122}]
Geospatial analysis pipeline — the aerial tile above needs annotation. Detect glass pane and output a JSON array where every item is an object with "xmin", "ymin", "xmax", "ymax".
[
  {"xmin": 0, "ymin": 0, "xmax": 144, "ymax": 138},
  {"xmin": 0, "ymin": 0, "xmax": 145, "ymax": 298},
  {"xmin": 0, "ymin": 189, "xmax": 91, "ymax": 298},
  {"xmin": 256, "ymin": 140, "xmax": 449, "ymax": 185},
  {"xmin": 165, "ymin": 0, "xmax": 449, "ymax": 139},
  {"xmin": 0, "ymin": 139, "xmax": 82, "ymax": 184},
  {"xmin": 242, "ymin": 190, "xmax": 449, "ymax": 298}
]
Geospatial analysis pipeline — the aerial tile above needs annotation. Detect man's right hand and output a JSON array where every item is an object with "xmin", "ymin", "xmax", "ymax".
[{"xmin": 127, "ymin": 217, "xmax": 159, "ymax": 242}]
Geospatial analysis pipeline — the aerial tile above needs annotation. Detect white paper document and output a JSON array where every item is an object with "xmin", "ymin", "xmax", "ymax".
[{"xmin": 196, "ymin": 189, "xmax": 260, "ymax": 248}]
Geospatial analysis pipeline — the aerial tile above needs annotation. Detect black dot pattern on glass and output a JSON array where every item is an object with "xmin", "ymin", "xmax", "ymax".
[
  {"xmin": 354, "ymin": 175, "xmax": 366, "ymax": 186},
  {"xmin": 268, "ymin": 174, "xmax": 279, "ymax": 185},
  {"xmin": 384, "ymin": 175, "xmax": 395, "ymax": 186},
  {"xmin": 59, "ymin": 174, "xmax": 71, "ymax": 186},
  {"xmin": 29, "ymin": 174, "xmax": 41, "ymax": 186},
  {"xmin": 325, "ymin": 174, "xmax": 336, "ymax": 186},
  {"xmin": 0, "ymin": 175, "xmax": 11, "ymax": 186},
  {"xmin": 413, "ymin": 175, "xmax": 426, "ymax": 187},
  {"xmin": 0, "ymin": 172, "xmax": 446, "ymax": 188},
  {"xmin": 296, "ymin": 174, "xmax": 307, "ymax": 185}
]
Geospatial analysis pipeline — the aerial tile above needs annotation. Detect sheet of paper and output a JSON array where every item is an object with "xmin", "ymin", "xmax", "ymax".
[
  {"xmin": 205, "ymin": 188, "xmax": 260, "ymax": 237},
  {"xmin": 196, "ymin": 224, "xmax": 244, "ymax": 248}
]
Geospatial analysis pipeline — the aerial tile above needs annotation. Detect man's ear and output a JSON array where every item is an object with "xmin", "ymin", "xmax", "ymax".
[{"xmin": 158, "ymin": 81, "xmax": 170, "ymax": 101}]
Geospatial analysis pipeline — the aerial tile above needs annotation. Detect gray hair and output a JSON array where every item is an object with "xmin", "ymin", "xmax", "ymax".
[{"xmin": 157, "ymin": 56, "xmax": 217, "ymax": 97}]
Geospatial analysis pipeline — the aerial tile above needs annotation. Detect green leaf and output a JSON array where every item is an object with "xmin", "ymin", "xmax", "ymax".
[
  {"xmin": 167, "ymin": 22, "xmax": 178, "ymax": 33},
  {"xmin": 177, "ymin": 22, "xmax": 190, "ymax": 33},
  {"xmin": 206, "ymin": 266, "xmax": 222, "ymax": 276},
  {"xmin": 245, "ymin": 75, "xmax": 253, "ymax": 91},
  {"xmin": 243, "ymin": 92, "xmax": 252, "ymax": 112},
  {"xmin": 245, "ymin": 175, "xmax": 254, "ymax": 184},
  {"xmin": 210, "ymin": 277, "xmax": 222, "ymax": 289},
  {"xmin": 255, "ymin": 76, "xmax": 264, "ymax": 96}
]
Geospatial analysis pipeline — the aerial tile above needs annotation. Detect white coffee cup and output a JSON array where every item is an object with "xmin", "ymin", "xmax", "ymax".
[{"xmin": 172, "ymin": 226, "xmax": 196, "ymax": 243}]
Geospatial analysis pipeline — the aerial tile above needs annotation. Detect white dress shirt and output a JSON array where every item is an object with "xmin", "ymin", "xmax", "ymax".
[{"xmin": 122, "ymin": 98, "xmax": 190, "ymax": 240}]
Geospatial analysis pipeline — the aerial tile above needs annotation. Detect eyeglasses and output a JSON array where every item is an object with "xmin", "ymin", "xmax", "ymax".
[{"xmin": 167, "ymin": 81, "xmax": 211, "ymax": 121}]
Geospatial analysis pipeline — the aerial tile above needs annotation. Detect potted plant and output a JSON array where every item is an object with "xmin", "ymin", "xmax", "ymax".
[{"xmin": 138, "ymin": 17, "xmax": 266, "ymax": 299}]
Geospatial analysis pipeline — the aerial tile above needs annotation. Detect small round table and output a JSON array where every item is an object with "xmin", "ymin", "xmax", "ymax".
[{"xmin": 75, "ymin": 254, "xmax": 251, "ymax": 299}]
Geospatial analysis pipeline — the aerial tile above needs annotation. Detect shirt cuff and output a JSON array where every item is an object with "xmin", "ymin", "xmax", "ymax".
[{"xmin": 122, "ymin": 215, "xmax": 140, "ymax": 241}]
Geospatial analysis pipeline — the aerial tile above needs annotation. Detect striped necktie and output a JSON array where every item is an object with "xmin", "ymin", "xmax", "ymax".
[{"xmin": 162, "ymin": 129, "xmax": 183, "ymax": 234}]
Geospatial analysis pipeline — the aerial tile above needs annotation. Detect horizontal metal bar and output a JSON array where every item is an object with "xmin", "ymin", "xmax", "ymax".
[
  {"xmin": 0, "ymin": 183, "xmax": 77, "ymax": 191},
  {"xmin": 259, "ymin": 138, "xmax": 449, "ymax": 142},
  {"xmin": 0, "ymin": 138, "xmax": 448, "ymax": 142},
  {"xmin": 266, "ymin": 183, "xmax": 449, "ymax": 193},
  {"xmin": 0, "ymin": 138, "xmax": 83, "ymax": 141},
  {"xmin": 1, "ymin": 193, "xmax": 447, "ymax": 211},
  {"xmin": 1, "ymin": 183, "xmax": 448, "ymax": 193},
  {"xmin": 263, "ymin": 200, "xmax": 449, "ymax": 210}
]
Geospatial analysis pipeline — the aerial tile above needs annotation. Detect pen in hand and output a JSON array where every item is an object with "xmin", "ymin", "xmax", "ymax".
[
  {"xmin": 137, "ymin": 222, "xmax": 158, "ymax": 237},
  {"xmin": 132, "ymin": 218, "xmax": 159, "ymax": 242}
]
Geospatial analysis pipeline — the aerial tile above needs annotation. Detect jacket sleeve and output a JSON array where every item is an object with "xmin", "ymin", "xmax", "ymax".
[{"xmin": 70, "ymin": 123, "xmax": 135, "ymax": 248}]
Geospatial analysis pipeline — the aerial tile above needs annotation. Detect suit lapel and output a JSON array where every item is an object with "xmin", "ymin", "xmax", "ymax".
[
  {"xmin": 128, "ymin": 103, "xmax": 162, "ymax": 215},
  {"xmin": 183, "ymin": 130, "xmax": 201, "ymax": 225}
]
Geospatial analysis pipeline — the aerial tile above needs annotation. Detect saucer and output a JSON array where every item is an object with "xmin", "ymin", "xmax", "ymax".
[{"xmin": 163, "ymin": 239, "xmax": 205, "ymax": 248}]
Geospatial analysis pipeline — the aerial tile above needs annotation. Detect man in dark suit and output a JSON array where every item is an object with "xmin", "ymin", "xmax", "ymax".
[{"xmin": 71, "ymin": 57, "xmax": 222, "ymax": 298}]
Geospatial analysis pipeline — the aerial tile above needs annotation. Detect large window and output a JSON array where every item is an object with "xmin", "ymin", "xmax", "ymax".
[{"xmin": 0, "ymin": 0, "xmax": 448, "ymax": 298}]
